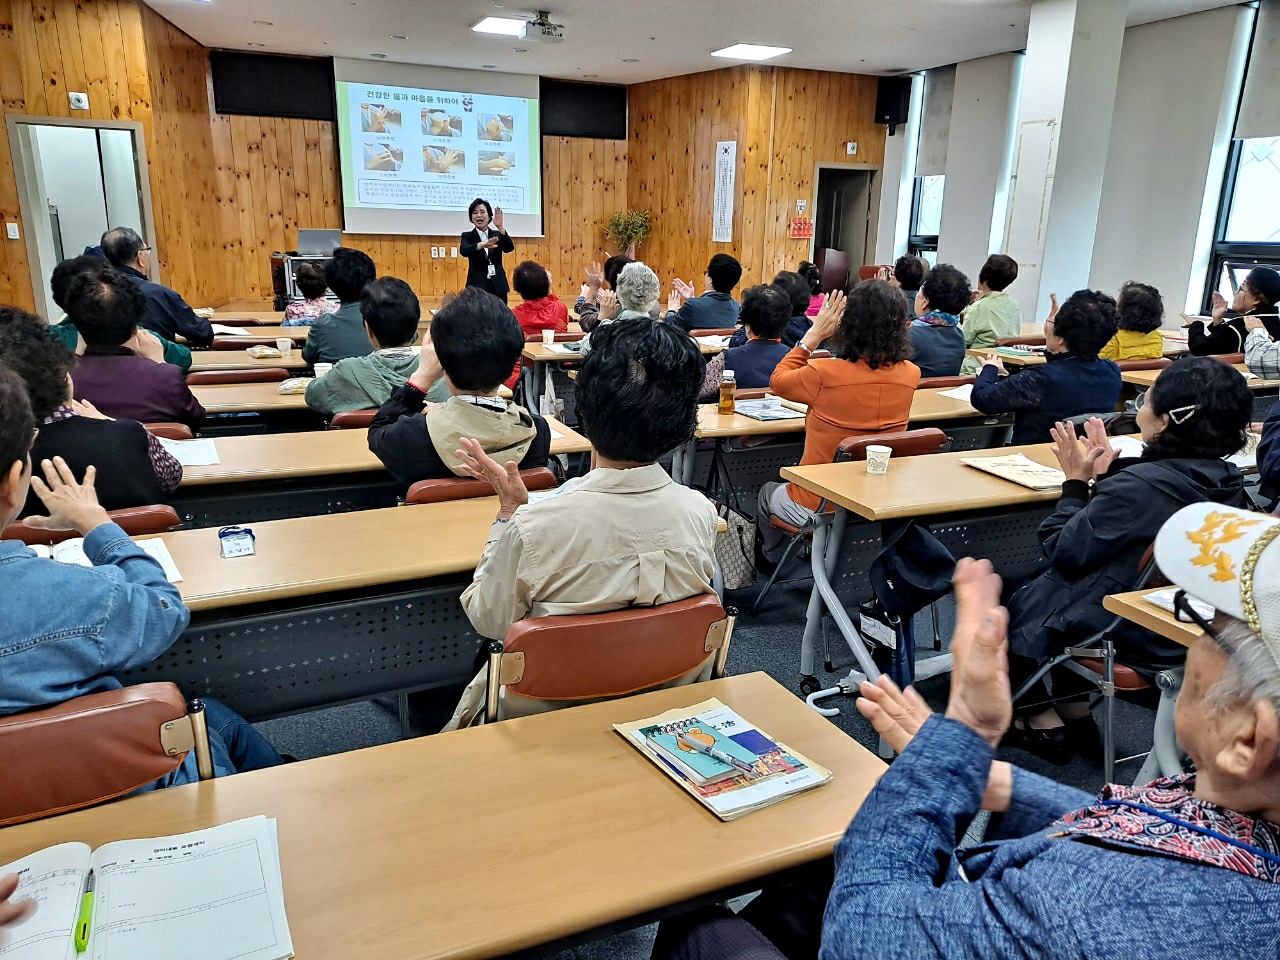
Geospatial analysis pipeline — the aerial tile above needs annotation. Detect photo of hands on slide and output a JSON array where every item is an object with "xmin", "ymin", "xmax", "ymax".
[
  {"xmin": 363, "ymin": 142, "xmax": 404, "ymax": 171},
  {"xmin": 422, "ymin": 108, "xmax": 462, "ymax": 137},
  {"xmin": 477, "ymin": 151, "xmax": 516, "ymax": 176},
  {"xmin": 360, "ymin": 103, "xmax": 402, "ymax": 133},
  {"xmin": 477, "ymin": 114, "xmax": 514, "ymax": 142},
  {"xmin": 423, "ymin": 146, "xmax": 465, "ymax": 174}
]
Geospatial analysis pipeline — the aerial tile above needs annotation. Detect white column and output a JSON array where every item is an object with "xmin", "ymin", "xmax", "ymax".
[
  {"xmin": 873, "ymin": 74, "xmax": 924, "ymax": 265},
  {"xmin": 1003, "ymin": 0, "xmax": 1127, "ymax": 322},
  {"xmin": 936, "ymin": 52, "xmax": 1022, "ymax": 280}
]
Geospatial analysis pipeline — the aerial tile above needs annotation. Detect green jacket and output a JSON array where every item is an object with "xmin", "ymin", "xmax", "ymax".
[
  {"xmin": 301, "ymin": 301, "xmax": 374, "ymax": 365},
  {"xmin": 304, "ymin": 349, "xmax": 446, "ymax": 417},
  {"xmin": 960, "ymin": 291, "xmax": 1023, "ymax": 375},
  {"xmin": 50, "ymin": 317, "xmax": 192, "ymax": 372}
]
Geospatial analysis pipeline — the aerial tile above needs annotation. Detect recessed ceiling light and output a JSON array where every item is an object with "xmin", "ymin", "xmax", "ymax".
[
  {"xmin": 482, "ymin": 64, "xmax": 497, "ymax": 69},
  {"xmin": 622, "ymin": 58, "xmax": 638, "ymax": 63},
  {"xmin": 472, "ymin": 16, "xmax": 527, "ymax": 37},
  {"xmin": 512, "ymin": 47, "xmax": 528, "ymax": 53},
  {"xmin": 710, "ymin": 43, "xmax": 792, "ymax": 62},
  {"xmin": 390, "ymin": 34, "xmax": 408, "ymax": 39},
  {"xmin": 583, "ymin": 74, "xmax": 597, "ymax": 78},
  {"xmin": 246, "ymin": 42, "xmax": 266, "ymax": 47},
  {"xmin": 252, "ymin": 20, "xmax": 274, "ymax": 26},
  {"xmin": 370, "ymin": 52, "xmax": 388, "ymax": 58}
]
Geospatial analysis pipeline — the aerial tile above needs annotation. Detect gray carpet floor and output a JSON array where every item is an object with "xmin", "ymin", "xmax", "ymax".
[{"xmin": 253, "ymin": 571, "xmax": 1164, "ymax": 960}]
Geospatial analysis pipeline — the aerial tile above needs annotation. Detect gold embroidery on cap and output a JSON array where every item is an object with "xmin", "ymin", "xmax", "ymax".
[
  {"xmin": 1185, "ymin": 512, "xmax": 1265, "ymax": 583},
  {"xmin": 1240, "ymin": 524, "xmax": 1280, "ymax": 634}
]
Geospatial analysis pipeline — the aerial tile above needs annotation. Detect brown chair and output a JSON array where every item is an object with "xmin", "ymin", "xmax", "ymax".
[
  {"xmin": 483, "ymin": 594, "xmax": 735, "ymax": 723},
  {"xmin": 524, "ymin": 331, "xmax": 583, "ymax": 343},
  {"xmin": 918, "ymin": 375, "xmax": 977, "ymax": 389},
  {"xmin": 329, "ymin": 409, "xmax": 377, "ymax": 430},
  {"xmin": 211, "ymin": 335, "xmax": 290, "ymax": 350},
  {"xmin": 405, "ymin": 467, "xmax": 558, "ymax": 505},
  {"xmin": 996, "ymin": 335, "xmax": 1047, "ymax": 347},
  {"xmin": 186, "ymin": 368, "xmax": 290, "ymax": 385},
  {"xmin": 858, "ymin": 264, "xmax": 891, "ymax": 281},
  {"xmin": 0, "ymin": 684, "xmax": 216, "ymax": 826},
  {"xmin": 753, "ymin": 428, "xmax": 951, "ymax": 615},
  {"xmin": 1115, "ymin": 359, "xmax": 1172, "ymax": 372},
  {"xmin": 144, "ymin": 422, "xmax": 195, "ymax": 441},
  {"xmin": 688, "ymin": 328, "xmax": 739, "ymax": 338},
  {"xmin": 733, "ymin": 388, "xmax": 769, "ymax": 401},
  {"xmin": 3, "ymin": 505, "xmax": 181, "ymax": 545}
]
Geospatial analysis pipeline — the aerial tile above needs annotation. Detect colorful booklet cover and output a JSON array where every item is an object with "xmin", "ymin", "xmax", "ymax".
[
  {"xmin": 733, "ymin": 398, "xmax": 806, "ymax": 421},
  {"xmin": 615, "ymin": 698, "xmax": 832, "ymax": 820}
]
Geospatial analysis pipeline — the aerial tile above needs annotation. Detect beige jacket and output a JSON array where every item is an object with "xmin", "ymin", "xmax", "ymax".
[{"xmin": 447, "ymin": 462, "xmax": 720, "ymax": 728}]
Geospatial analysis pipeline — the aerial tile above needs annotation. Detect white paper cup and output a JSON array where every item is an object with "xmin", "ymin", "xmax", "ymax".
[
  {"xmin": 865, "ymin": 445, "xmax": 892, "ymax": 475},
  {"xmin": 542, "ymin": 329, "xmax": 555, "ymax": 345},
  {"xmin": 275, "ymin": 337, "xmax": 293, "ymax": 356},
  {"xmin": 312, "ymin": 362, "xmax": 333, "ymax": 378}
]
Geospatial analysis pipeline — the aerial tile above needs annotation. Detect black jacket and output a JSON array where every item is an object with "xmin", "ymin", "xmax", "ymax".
[
  {"xmin": 460, "ymin": 228, "xmax": 515, "ymax": 296},
  {"xmin": 23, "ymin": 417, "xmax": 167, "ymax": 518},
  {"xmin": 1008, "ymin": 456, "xmax": 1249, "ymax": 674},
  {"xmin": 367, "ymin": 383, "xmax": 551, "ymax": 487},
  {"xmin": 120, "ymin": 265, "xmax": 215, "ymax": 348},
  {"xmin": 1259, "ymin": 398, "xmax": 1280, "ymax": 507}
]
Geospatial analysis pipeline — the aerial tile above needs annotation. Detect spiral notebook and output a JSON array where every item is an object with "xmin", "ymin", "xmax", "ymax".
[{"xmin": 614, "ymin": 698, "xmax": 831, "ymax": 820}]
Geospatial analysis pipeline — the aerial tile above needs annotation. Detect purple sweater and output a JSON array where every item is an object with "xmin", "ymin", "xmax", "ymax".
[{"xmin": 72, "ymin": 346, "xmax": 205, "ymax": 427}]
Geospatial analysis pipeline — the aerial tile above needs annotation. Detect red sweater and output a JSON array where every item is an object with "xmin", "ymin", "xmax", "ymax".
[{"xmin": 513, "ymin": 295, "xmax": 569, "ymax": 335}]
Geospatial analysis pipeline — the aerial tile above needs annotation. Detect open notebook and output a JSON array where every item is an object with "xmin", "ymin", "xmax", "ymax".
[
  {"xmin": 29, "ymin": 538, "xmax": 182, "ymax": 583},
  {"xmin": 1, "ymin": 816, "xmax": 292, "ymax": 960}
]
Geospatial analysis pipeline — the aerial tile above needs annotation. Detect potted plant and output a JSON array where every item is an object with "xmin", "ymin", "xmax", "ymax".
[{"xmin": 603, "ymin": 209, "xmax": 652, "ymax": 257}]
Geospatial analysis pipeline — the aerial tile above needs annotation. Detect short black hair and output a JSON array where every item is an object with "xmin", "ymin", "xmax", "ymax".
[
  {"xmin": 468, "ymin": 197, "xmax": 493, "ymax": 220},
  {"xmin": 603, "ymin": 255, "xmax": 633, "ymax": 290},
  {"xmin": 797, "ymin": 261, "xmax": 823, "ymax": 296},
  {"xmin": 920, "ymin": 263, "xmax": 972, "ymax": 316},
  {"xmin": 575, "ymin": 318, "xmax": 702, "ymax": 463},
  {"xmin": 978, "ymin": 254, "xmax": 1018, "ymax": 291},
  {"xmin": 771, "ymin": 271, "xmax": 811, "ymax": 317},
  {"xmin": 835, "ymin": 280, "xmax": 912, "ymax": 369},
  {"xmin": 894, "ymin": 255, "xmax": 927, "ymax": 291},
  {"xmin": 706, "ymin": 254, "xmax": 742, "ymax": 294},
  {"xmin": 51, "ymin": 256, "xmax": 110, "ymax": 313},
  {"xmin": 360, "ymin": 277, "xmax": 420, "ymax": 348},
  {"xmin": 100, "ymin": 226, "xmax": 146, "ymax": 268},
  {"xmin": 430, "ymin": 287, "xmax": 524, "ymax": 391},
  {"xmin": 1116, "ymin": 281, "xmax": 1164, "ymax": 334},
  {"xmin": 512, "ymin": 260, "xmax": 551, "ymax": 300},
  {"xmin": 68, "ymin": 269, "xmax": 145, "ymax": 348},
  {"xmin": 0, "ymin": 362, "xmax": 34, "ymax": 484},
  {"xmin": 1145, "ymin": 356, "xmax": 1252, "ymax": 461},
  {"xmin": 324, "ymin": 247, "xmax": 376, "ymax": 303},
  {"xmin": 738, "ymin": 284, "xmax": 790, "ymax": 340},
  {"xmin": 0, "ymin": 307, "xmax": 75, "ymax": 421},
  {"xmin": 1054, "ymin": 289, "xmax": 1120, "ymax": 359},
  {"xmin": 295, "ymin": 261, "xmax": 329, "ymax": 300}
]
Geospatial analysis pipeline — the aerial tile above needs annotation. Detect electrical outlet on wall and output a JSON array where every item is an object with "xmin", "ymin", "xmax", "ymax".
[
  {"xmin": 430, "ymin": 246, "xmax": 440, "ymax": 258},
  {"xmin": 450, "ymin": 246, "xmax": 458, "ymax": 257},
  {"xmin": 68, "ymin": 92, "xmax": 89, "ymax": 110},
  {"xmin": 845, "ymin": 141, "xmax": 858, "ymax": 156},
  {"xmin": 5, "ymin": 223, "xmax": 19, "ymax": 240}
]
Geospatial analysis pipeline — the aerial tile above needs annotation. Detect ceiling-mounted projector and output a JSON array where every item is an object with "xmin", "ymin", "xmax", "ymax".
[{"xmin": 525, "ymin": 11, "xmax": 565, "ymax": 43}]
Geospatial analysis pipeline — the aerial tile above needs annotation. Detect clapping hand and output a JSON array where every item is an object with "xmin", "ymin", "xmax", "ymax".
[
  {"xmin": 803, "ymin": 288, "xmax": 846, "ymax": 347},
  {"xmin": 943, "ymin": 558, "xmax": 1012, "ymax": 747},
  {"xmin": 408, "ymin": 336, "xmax": 444, "ymax": 393},
  {"xmin": 26, "ymin": 457, "xmax": 111, "ymax": 536},
  {"xmin": 1211, "ymin": 291, "xmax": 1228, "ymax": 325},
  {"xmin": 455, "ymin": 437, "xmax": 529, "ymax": 521},
  {"xmin": 668, "ymin": 278, "xmax": 694, "ymax": 313},
  {"xmin": 0, "ymin": 874, "xmax": 35, "ymax": 947},
  {"xmin": 1081, "ymin": 416, "xmax": 1118, "ymax": 476},
  {"xmin": 1049, "ymin": 419, "xmax": 1110, "ymax": 483},
  {"xmin": 584, "ymin": 260, "xmax": 604, "ymax": 298},
  {"xmin": 597, "ymin": 289, "xmax": 619, "ymax": 319}
]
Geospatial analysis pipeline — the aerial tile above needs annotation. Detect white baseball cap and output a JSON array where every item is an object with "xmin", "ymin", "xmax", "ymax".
[{"xmin": 1155, "ymin": 503, "xmax": 1280, "ymax": 657}]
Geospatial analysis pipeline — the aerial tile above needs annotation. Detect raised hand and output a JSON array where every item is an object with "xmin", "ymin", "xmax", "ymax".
[
  {"xmin": 455, "ymin": 437, "xmax": 529, "ymax": 521},
  {"xmin": 1211, "ymin": 291, "xmax": 1228, "ymax": 324},
  {"xmin": 806, "ymin": 288, "xmax": 846, "ymax": 346},
  {"xmin": 408, "ymin": 336, "xmax": 444, "ymax": 393},
  {"xmin": 856, "ymin": 675, "xmax": 933, "ymax": 755},
  {"xmin": 584, "ymin": 260, "xmax": 604, "ymax": 297},
  {"xmin": 1050, "ymin": 419, "xmax": 1108, "ymax": 483},
  {"xmin": 1047, "ymin": 292, "xmax": 1060, "ymax": 324},
  {"xmin": 26, "ymin": 458, "xmax": 111, "ymax": 536},
  {"xmin": 1081, "ymin": 416, "xmax": 1118, "ymax": 477},
  {"xmin": 668, "ymin": 279, "xmax": 689, "ymax": 313},
  {"xmin": 944, "ymin": 558, "xmax": 1012, "ymax": 747},
  {"xmin": 493, "ymin": 207, "xmax": 505, "ymax": 232}
]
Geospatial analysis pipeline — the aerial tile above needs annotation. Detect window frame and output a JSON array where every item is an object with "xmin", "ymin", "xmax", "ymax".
[
  {"xmin": 907, "ymin": 176, "xmax": 939, "ymax": 260},
  {"xmin": 1205, "ymin": 139, "xmax": 1280, "ymax": 311}
]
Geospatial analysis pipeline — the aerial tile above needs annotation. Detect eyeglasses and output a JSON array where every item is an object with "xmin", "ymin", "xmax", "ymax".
[
  {"xmin": 1173, "ymin": 588, "xmax": 1225, "ymax": 648},
  {"xmin": 139, "ymin": 245, "xmax": 152, "ymax": 253},
  {"xmin": 1134, "ymin": 390, "xmax": 1197, "ymax": 424}
]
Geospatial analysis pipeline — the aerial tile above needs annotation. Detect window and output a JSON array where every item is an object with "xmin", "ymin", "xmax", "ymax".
[
  {"xmin": 908, "ymin": 175, "xmax": 942, "ymax": 261},
  {"xmin": 1206, "ymin": 137, "xmax": 1280, "ymax": 308}
]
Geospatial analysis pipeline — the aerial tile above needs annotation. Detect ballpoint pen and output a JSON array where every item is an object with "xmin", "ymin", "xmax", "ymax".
[
  {"xmin": 74, "ymin": 869, "xmax": 95, "ymax": 953},
  {"xmin": 679, "ymin": 733, "xmax": 755, "ymax": 775}
]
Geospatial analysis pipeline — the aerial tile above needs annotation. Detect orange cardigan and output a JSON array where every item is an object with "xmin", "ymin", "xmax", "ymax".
[{"xmin": 769, "ymin": 347, "xmax": 920, "ymax": 510}]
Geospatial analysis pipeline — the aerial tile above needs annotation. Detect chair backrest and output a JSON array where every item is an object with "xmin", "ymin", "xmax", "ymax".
[
  {"xmin": 211, "ymin": 335, "xmax": 285, "ymax": 350},
  {"xmin": 733, "ymin": 388, "xmax": 769, "ymax": 400},
  {"xmin": 688, "ymin": 327, "xmax": 738, "ymax": 338},
  {"xmin": 1115, "ymin": 358, "xmax": 1171, "ymax": 372},
  {"xmin": 996, "ymin": 335, "xmax": 1047, "ymax": 347},
  {"xmin": 329, "ymin": 409, "xmax": 377, "ymax": 429},
  {"xmin": 186, "ymin": 368, "xmax": 290, "ymax": 385},
  {"xmin": 836, "ymin": 427, "xmax": 950, "ymax": 462},
  {"xmin": 3, "ymin": 505, "xmax": 181, "ymax": 545},
  {"xmin": 488, "ymin": 594, "xmax": 733, "ymax": 721},
  {"xmin": 144, "ymin": 422, "xmax": 194, "ymax": 441},
  {"xmin": 1213, "ymin": 352, "xmax": 1246, "ymax": 365},
  {"xmin": 857, "ymin": 264, "xmax": 890, "ymax": 281},
  {"xmin": 0, "ymin": 684, "xmax": 198, "ymax": 826},
  {"xmin": 405, "ymin": 467, "xmax": 558, "ymax": 505},
  {"xmin": 524, "ymin": 332, "xmax": 583, "ymax": 343},
  {"xmin": 918, "ymin": 375, "xmax": 976, "ymax": 389}
]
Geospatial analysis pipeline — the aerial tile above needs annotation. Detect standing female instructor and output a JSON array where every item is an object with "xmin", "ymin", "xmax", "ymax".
[{"xmin": 461, "ymin": 198, "xmax": 515, "ymax": 302}]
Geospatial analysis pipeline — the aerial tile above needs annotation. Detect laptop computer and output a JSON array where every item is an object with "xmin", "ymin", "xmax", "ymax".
[{"xmin": 296, "ymin": 229, "xmax": 341, "ymax": 256}]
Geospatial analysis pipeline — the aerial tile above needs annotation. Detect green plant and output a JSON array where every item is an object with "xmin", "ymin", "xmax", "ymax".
[{"xmin": 603, "ymin": 209, "xmax": 652, "ymax": 253}]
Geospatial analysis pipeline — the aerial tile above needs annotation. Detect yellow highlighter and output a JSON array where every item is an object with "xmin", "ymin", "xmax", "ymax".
[{"xmin": 74, "ymin": 869, "xmax": 95, "ymax": 953}]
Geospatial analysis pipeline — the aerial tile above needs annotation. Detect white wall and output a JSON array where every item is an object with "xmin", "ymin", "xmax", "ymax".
[
  {"xmin": 1089, "ymin": 5, "xmax": 1253, "ymax": 317},
  {"xmin": 99, "ymin": 128, "xmax": 144, "ymax": 235},
  {"xmin": 30, "ymin": 126, "xmax": 110, "ymax": 259}
]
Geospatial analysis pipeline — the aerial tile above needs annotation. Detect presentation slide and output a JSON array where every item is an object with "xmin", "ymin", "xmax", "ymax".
[{"xmin": 334, "ymin": 65, "xmax": 542, "ymax": 237}]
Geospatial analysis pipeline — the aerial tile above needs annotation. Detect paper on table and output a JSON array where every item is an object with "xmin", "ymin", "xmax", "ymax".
[
  {"xmin": 157, "ymin": 437, "xmax": 220, "ymax": 466},
  {"xmin": 210, "ymin": 323, "xmax": 253, "ymax": 336},
  {"xmin": 937, "ymin": 384, "xmax": 974, "ymax": 402},
  {"xmin": 958, "ymin": 453, "xmax": 1066, "ymax": 490},
  {"xmin": 695, "ymin": 335, "xmax": 731, "ymax": 348},
  {"xmin": 137, "ymin": 538, "xmax": 183, "ymax": 583},
  {"xmin": 1109, "ymin": 436, "xmax": 1146, "ymax": 460},
  {"xmin": 1143, "ymin": 587, "xmax": 1214, "ymax": 622},
  {"xmin": 0, "ymin": 841, "xmax": 92, "ymax": 960},
  {"xmin": 1242, "ymin": 369, "xmax": 1259, "ymax": 380}
]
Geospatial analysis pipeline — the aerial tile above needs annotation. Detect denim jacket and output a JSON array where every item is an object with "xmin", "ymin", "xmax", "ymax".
[{"xmin": 821, "ymin": 716, "xmax": 1280, "ymax": 959}]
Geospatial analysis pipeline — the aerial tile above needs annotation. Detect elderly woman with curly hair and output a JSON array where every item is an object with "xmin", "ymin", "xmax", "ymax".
[
  {"xmin": 756, "ymin": 281, "xmax": 920, "ymax": 567},
  {"xmin": 580, "ymin": 261, "xmax": 661, "ymax": 357}
]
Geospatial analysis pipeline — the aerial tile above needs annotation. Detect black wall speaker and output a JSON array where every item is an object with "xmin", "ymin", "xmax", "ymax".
[
  {"xmin": 211, "ymin": 51, "xmax": 335, "ymax": 121},
  {"xmin": 874, "ymin": 76, "xmax": 912, "ymax": 136}
]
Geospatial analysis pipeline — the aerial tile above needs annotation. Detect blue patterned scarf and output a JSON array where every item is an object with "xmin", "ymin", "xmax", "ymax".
[{"xmin": 916, "ymin": 310, "xmax": 961, "ymax": 327}]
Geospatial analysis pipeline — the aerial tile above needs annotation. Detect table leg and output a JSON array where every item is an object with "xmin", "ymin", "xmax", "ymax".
[{"xmin": 799, "ymin": 508, "xmax": 879, "ymax": 692}]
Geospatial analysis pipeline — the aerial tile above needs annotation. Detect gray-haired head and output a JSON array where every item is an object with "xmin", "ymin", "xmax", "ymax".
[
  {"xmin": 100, "ymin": 227, "xmax": 146, "ymax": 269},
  {"xmin": 1208, "ymin": 618, "xmax": 1280, "ymax": 763},
  {"xmin": 615, "ymin": 262, "xmax": 660, "ymax": 314}
]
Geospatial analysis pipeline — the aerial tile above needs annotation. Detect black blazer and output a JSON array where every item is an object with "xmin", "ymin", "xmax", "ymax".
[{"xmin": 460, "ymin": 228, "xmax": 515, "ymax": 296}]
